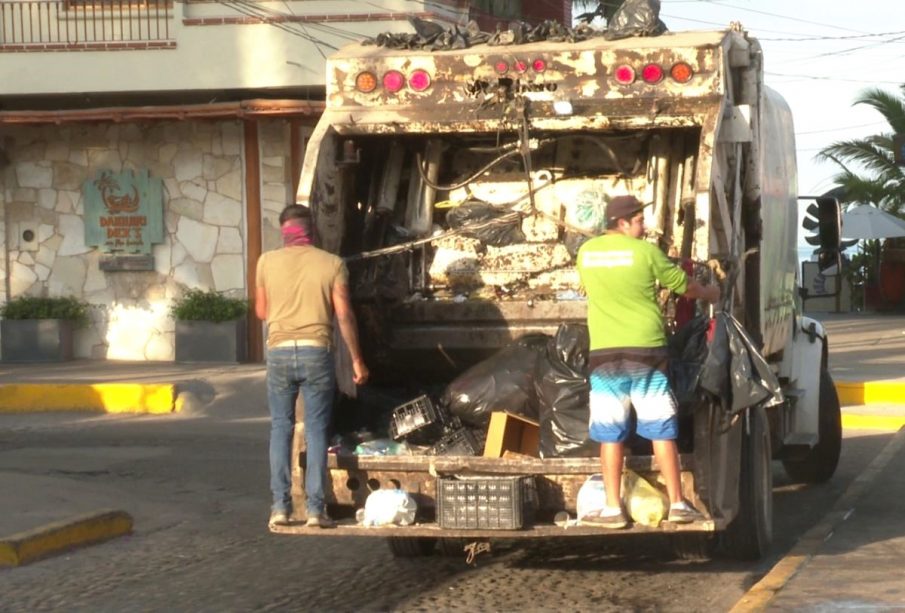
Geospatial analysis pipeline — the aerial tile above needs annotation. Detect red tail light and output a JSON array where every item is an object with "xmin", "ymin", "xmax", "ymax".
[
  {"xmin": 641, "ymin": 63, "xmax": 664, "ymax": 84},
  {"xmin": 614, "ymin": 65, "xmax": 635, "ymax": 85},
  {"xmin": 409, "ymin": 69, "xmax": 432, "ymax": 92},
  {"xmin": 514, "ymin": 60, "xmax": 528, "ymax": 73},
  {"xmin": 532, "ymin": 58, "xmax": 547, "ymax": 73},
  {"xmin": 494, "ymin": 60, "xmax": 509, "ymax": 74},
  {"xmin": 383, "ymin": 70, "xmax": 405, "ymax": 93}
]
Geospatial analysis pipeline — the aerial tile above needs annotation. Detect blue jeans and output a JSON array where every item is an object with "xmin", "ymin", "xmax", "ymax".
[{"xmin": 266, "ymin": 345, "xmax": 335, "ymax": 516}]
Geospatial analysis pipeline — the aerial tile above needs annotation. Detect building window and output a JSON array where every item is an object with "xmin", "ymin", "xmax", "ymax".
[{"xmin": 472, "ymin": 0, "xmax": 522, "ymax": 20}]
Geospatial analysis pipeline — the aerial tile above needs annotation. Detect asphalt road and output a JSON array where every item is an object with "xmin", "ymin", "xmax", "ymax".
[{"xmin": 0, "ymin": 373, "xmax": 893, "ymax": 613}]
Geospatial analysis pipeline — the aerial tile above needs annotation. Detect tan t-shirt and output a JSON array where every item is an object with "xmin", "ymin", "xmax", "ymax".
[{"xmin": 255, "ymin": 245, "xmax": 349, "ymax": 348}]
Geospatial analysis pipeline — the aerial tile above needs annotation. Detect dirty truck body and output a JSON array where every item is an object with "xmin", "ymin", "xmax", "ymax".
[{"xmin": 284, "ymin": 29, "xmax": 840, "ymax": 558}]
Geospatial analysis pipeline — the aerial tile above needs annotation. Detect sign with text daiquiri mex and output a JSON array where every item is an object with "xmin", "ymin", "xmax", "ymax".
[{"xmin": 83, "ymin": 169, "xmax": 164, "ymax": 254}]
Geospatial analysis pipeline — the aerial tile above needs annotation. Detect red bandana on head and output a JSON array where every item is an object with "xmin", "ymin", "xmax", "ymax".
[{"xmin": 281, "ymin": 219, "xmax": 312, "ymax": 247}]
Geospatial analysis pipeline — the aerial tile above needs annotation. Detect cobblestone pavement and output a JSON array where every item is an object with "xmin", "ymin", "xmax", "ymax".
[{"xmin": 0, "ymin": 384, "xmax": 891, "ymax": 612}]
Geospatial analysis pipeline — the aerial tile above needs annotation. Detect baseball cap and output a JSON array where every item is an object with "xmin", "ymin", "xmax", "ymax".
[{"xmin": 606, "ymin": 195, "xmax": 644, "ymax": 222}]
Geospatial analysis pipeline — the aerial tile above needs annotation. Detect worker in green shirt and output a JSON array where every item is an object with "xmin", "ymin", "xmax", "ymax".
[{"xmin": 577, "ymin": 195, "xmax": 721, "ymax": 528}]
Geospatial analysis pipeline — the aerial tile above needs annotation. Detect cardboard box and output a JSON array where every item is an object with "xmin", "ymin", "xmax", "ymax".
[{"xmin": 483, "ymin": 411, "xmax": 540, "ymax": 458}]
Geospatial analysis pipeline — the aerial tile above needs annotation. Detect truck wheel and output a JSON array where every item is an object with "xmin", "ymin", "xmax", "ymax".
[
  {"xmin": 721, "ymin": 406, "xmax": 773, "ymax": 560},
  {"xmin": 781, "ymin": 369, "xmax": 842, "ymax": 484},
  {"xmin": 386, "ymin": 537, "xmax": 436, "ymax": 557},
  {"xmin": 670, "ymin": 533, "xmax": 716, "ymax": 561}
]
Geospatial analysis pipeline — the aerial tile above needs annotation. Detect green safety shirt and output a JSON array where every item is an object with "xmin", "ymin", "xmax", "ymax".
[{"xmin": 577, "ymin": 233, "xmax": 688, "ymax": 350}]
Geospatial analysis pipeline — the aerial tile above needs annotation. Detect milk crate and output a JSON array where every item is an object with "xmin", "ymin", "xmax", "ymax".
[
  {"xmin": 436, "ymin": 475, "xmax": 537, "ymax": 530},
  {"xmin": 428, "ymin": 426, "xmax": 481, "ymax": 456},
  {"xmin": 388, "ymin": 395, "xmax": 445, "ymax": 444}
]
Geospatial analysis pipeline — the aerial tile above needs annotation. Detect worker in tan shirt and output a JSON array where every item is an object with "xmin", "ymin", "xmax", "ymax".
[{"xmin": 255, "ymin": 205, "xmax": 368, "ymax": 529}]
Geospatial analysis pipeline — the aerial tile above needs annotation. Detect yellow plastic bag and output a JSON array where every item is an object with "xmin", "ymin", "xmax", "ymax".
[{"xmin": 622, "ymin": 469, "xmax": 669, "ymax": 527}]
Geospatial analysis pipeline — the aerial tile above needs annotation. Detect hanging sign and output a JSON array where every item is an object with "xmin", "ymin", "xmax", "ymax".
[{"xmin": 83, "ymin": 169, "xmax": 164, "ymax": 256}]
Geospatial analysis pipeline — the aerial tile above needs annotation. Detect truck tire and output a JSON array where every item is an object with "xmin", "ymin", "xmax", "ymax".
[
  {"xmin": 386, "ymin": 537, "xmax": 436, "ymax": 557},
  {"xmin": 721, "ymin": 406, "xmax": 773, "ymax": 560},
  {"xmin": 781, "ymin": 368, "xmax": 842, "ymax": 484}
]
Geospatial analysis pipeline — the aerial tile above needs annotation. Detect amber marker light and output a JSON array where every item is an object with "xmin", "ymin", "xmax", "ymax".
[
  {"xmin": 641, "ymin": 63, "xmax": 664, "ymax": 84},
  {"xmin": 409, "ymin": 69, "xmax": 432, "ymax": 91},
  {"xmin": 614, "ymin": 65, "xmax": 635, "ymax": 84},
  {"xmin": 355, "ymin": 71, "xmax": 378, "ymax": 93},
  {"xmin": 671, "ymin": 62, "xmax": 694, "ymax": 83}
]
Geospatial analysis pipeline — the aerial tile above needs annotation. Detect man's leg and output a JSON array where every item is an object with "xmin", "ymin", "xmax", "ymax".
[
  {"xmin": 600, "ymin": 441, "xmax": 625, "ymax": 508},
  {"xmin": 297, "ymin": 347, "xmax": 336, "ymax": 519},
  {"xmin": 652, "ymin": 439, "xmax": 683, "ymax": 504},
  {"xmin": 266, "ymin": 349, "xmax": 298, "ymax": 516}
]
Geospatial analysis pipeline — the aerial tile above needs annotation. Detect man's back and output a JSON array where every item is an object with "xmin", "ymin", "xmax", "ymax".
[
  {"xmin": 256, "ymin": 245, "xmax": 347, "ymax": 348},
  {"xmin": 577, "ymin": 233, "xmax": 686, "ymax": 350}
]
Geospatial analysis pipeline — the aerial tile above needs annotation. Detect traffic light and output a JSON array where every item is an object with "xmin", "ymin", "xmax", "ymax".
[{"xmin": 802, "ymin": 197, "xmax": 842, "ymax": 250}]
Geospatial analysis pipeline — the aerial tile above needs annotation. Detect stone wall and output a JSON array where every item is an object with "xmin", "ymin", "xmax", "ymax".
[{"xmin": 0, "ymin": 118, "xmax": 295, "ymax": 360}]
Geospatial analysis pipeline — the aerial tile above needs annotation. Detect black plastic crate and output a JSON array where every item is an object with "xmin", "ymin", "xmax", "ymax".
[
  {"xmin": 437, "ymin": 476, "xmax": 537, "ymax": 530},
  {"xmin": 388, "ymin": 395, "xmax": 445, "ymax": 444},
  {"xmin": 428, "ymin": 427, "xmax": 481, "ymax": 456}
]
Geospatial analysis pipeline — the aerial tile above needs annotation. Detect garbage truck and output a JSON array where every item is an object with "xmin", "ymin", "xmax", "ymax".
[{"xmin": 272, "ymin": 20, "xmax": 844, "ymax": 560}]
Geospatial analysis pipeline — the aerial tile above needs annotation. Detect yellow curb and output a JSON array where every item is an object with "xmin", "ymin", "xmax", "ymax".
[
  {"xmin": 842, "ymin": 414, "xmax": 905, "ymax": 431},
  {"xmin": 0, "ymin": 383, "xmax": 176, "ymax": 414},
  {"xmin": 835, "ymin": 381, "xmax": 905, "ymax": 406},
  {"xmin": 0, "ymin": 510, "xmax": 133, "ymax": 567},
  {"xmin": 730, "ymin": 426, "xmax": 905, "ymax": 612}
]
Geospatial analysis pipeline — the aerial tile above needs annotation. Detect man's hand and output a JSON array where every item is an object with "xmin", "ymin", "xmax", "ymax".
[
  {"xmin": 684, "ymin": 279, "xmax": 722, "ymax": 305},
  {"xmin": 704, "ymin": 284, "xmax": 721, "ymax": 305},
  {"xmin": 352, "ymin": 357, "xmax": 369, "ymax": 385}
]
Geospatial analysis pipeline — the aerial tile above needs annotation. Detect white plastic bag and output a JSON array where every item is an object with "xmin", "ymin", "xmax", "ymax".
[
  {"xmin": 360, "ymin": 488, "xmax": 418, "ymax": 526},
  {"xmin": 576, "ymin": 474, "xmax": 607, "ymax": 521}
]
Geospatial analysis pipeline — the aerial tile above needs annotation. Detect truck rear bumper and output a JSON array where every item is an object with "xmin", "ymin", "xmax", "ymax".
[{"xmin": 269, "ymin": 517, "xmax": 724, "ymax": 537}]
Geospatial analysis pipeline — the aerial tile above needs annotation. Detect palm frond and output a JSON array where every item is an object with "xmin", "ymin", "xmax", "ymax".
[{"xmin": 854, "ymin": 87, "xmax": 905, "ymax": 134}]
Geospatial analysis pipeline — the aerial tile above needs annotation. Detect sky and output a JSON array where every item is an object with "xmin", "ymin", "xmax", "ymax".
[{"xmin": 653, "ymin": 0, "xmax": 904, "ymax": 198}]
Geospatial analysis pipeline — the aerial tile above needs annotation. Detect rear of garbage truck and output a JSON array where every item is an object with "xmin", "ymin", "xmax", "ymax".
[{"xmin": 274, "ymin": 25, "xmax": 842, "ymax": 561}]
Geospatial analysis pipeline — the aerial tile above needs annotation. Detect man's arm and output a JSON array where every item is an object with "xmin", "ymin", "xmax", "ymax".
[
  {"xmin": 332, "ymin": 280, "xmax": 369, "ymax": 385},
  {"xmin": 682, "ymin": 278, "xmax": 721, "ymax": 304},
  {"xmin": 254, "ymin": 285, "xmax": 267, "ymax": 321}
]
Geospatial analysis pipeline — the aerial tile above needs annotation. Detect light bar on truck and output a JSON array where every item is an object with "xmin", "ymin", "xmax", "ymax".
[
  {"xmin": 613, "ymin": 61, "xmax": 695, "ymax": 85},
  {"xmin": 353, "ymin": 69, "xmax": 433, "ymax": 94}
]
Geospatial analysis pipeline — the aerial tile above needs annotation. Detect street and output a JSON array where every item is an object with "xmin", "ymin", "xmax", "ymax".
[{"xmin": 0, "ymin": 365, "xmax": 894, "ymax": 612}]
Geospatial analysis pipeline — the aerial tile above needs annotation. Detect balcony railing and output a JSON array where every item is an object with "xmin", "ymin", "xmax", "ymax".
[{"xmin": 0, "ymin": 0, "xmax": 174, "ymax": 49}]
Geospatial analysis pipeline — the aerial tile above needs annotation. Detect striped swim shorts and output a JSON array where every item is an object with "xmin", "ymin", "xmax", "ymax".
[{"xmin": 588, "ymin": 347, "xmax": 678, "ymax": 443}]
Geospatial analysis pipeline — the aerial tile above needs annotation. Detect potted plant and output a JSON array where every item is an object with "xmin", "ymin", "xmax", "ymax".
[
  {"xmin": 171, "ymin": 288, "xmax": 249, "ymax": 362},
  {"xmin": 1, "ymin": 295, "xmax": 89, "ymax": 362}
]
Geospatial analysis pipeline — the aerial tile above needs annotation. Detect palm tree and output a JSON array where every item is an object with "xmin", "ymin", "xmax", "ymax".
[{"xmin": 815, "ymin": 84, "xmax": 905, "ymax": 216}]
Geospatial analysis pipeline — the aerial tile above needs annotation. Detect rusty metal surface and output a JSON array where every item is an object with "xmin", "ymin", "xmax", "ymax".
[{"xmin": 270, "ymin": 516, "xmax": 723, "ymax": 537}]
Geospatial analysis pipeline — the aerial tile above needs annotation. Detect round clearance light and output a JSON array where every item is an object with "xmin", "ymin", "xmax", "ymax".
[
  {"xmin": 494, "ymin": 60, "xmax": 509, "ymax": 74},
  {"xmin": 514, "ymin": 60, "xmax": 528, "ymax": 73},
  {"xmin": 614, "ymin": 64, "xmax": 635, "ymax": 84},
  {"xmin": 355, "ymin": 71, "xmax": 378, "ymax": 93},
  {"xmin": 532, "ymin": 58, "xmax": 547, "ymax": 73},
  {"xmin": 641, "ymin": 63, "xmax": 664, "ymax": 84},
  {"xmin": 383, "ymin": 70, "xmax": 406, "ymax": 93},
  {"xmin": 671, "ymin": 62, "xmax": 694, "ymax": 83},
  {"xmin": 409, "ymin": 69, "xmax": 432, "ymax": 92}
]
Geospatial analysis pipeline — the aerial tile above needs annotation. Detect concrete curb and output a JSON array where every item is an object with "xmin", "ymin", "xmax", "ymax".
[
  {"xmin": 0, "ymin": 509, "xmax": 133, "ymax": 567},
  {"xmin": 0, "ymin": 383, "xmax": 177, "ymax": 414},
  {"xmin": 841, "ymin": 413, "xmax": 905, "ymax": 431},
  {"xmin": 836, "ymin": 380, "xmax": 905, "ymax": 406}
]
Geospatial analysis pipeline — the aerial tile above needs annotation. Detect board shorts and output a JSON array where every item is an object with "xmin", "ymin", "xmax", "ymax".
[{"xmin": 588, "ymin": 347, "xmax": 678, "ymax": 443}]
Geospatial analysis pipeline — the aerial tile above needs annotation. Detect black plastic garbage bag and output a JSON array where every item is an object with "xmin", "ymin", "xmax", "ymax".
[
  {"xmin": 441, "ymin": 334, "xmax": 549, "ymax": 429},
  {"xmin": 667, "ymin": 315, "xmax": 711, "ymax": 408},
  {"xmin": 699, "ymin": 313, "xmax": 783, "ymax": 418},
  {"xmin": 604, "ymin": 0, "xmax": 668, "ymax": 41},
  {"xmin": 537, "ymin": 324, "xmax": 598, "ymax": 458},
  {"xmin": 445, "ymin": 201, "xmax": 526, "ymax": 247}
]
